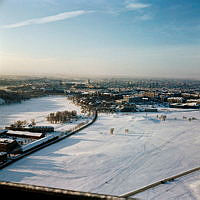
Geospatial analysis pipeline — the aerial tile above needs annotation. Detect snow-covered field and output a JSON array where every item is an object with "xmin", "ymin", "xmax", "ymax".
[
  {"xmin": 0, "ymin": 99, "xmax": 200, "ymax": 199},
  {"xmin": 0, "ymin": 95, "xmax": 82, "ymax": 132}
]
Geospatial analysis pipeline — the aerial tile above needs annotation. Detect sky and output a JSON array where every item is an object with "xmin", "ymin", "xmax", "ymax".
[{"xmin": 0, "ymin": 0, "xmax": 200, "ymax": 79}]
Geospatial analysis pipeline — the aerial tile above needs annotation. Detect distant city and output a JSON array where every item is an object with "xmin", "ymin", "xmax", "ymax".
[
  {"xmin": 1, "ymin": 0, "xmax": 200, "ymax": 198},
  {"xmin": 1, "ymin": 75, "xmax": 200, "ymax": 199},
  {"xmin": 1, "ymin": 76, "xmax": 200, "ymax": 111}
]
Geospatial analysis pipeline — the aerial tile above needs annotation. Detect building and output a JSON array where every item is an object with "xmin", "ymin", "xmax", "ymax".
[
  {"xmin": 169, "ymin": 103, "xmax": 200, "ymax": 109},
  {"xmin": 167, "ymin": 97, "xmax": 184, "ymax": 103},
  {"xmin": 3, "ymin": 130, "xmax": 45, "ymax": 140},
  {"xmin": 144, "ymin": 108, "xmax": 158, "ymax": 112},
  {"xmin": 6, "ymin": 126, "xmax": 54, "ymax": 133},
  {"xmin": 29, "ymin": 126, "xmax": 54, "ymax": 133},
  {"xmin": 187, "ymin": 99, "xmax": 200, "ymax": 105},
  {"xmin": 0, "ymin": 138, "xmax": 19, "ymax": 153},
  {"xmin": 117, "ymin": 104, "xmax": 137, "ymax": 112},
  {"xmin": 123, "ymin": 95, "xmax": 142, "ymax": 103},
  {"xmin": 0, "ymin": 152, "xmax": 7, "ymax": 162},
  {"xmin": 143, "ymin": 91, "xmax": 156, "ymax": 98}
]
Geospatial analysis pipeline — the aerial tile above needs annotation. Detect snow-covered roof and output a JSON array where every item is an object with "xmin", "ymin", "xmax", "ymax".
[
  {"xmin": 7, "ymin": 130, "xmax": 44, "ymax": 137},
  {"xmin": 0, "ymin": 138, "xmax": 15, "ymax": 144}
]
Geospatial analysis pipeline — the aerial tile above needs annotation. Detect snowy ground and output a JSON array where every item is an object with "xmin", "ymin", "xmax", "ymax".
[
  {"xmin": 134, "ymin": 170, "xmax": 200, "ymax": 200},
  {"xmin": 0, "ymin": 101, "xmax": 200, "ymax": 199},
  {"xmin": 0, "ymin": 95, "xmax": 83, "ymax": 132}
]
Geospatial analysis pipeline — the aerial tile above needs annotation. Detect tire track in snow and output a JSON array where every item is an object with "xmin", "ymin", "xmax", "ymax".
[{"xmin": 91, "ymin": 124, "xmax": 195, "ymax": 195}]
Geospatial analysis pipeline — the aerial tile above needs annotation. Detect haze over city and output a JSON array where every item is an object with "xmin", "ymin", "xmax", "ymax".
[{"xmin": 0, "ymin": 0, "xmax": 200, "ymax": 79}]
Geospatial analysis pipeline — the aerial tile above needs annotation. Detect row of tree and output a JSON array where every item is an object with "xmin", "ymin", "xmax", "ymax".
[
  {"xmin": 0, "ymin": 90, "xmax": 30, "ymax": 104},
  {"xmin": 46, "ymin": 110, "xmax": 78, "ymax": 124},
  {"xmin": 10, "ymin": 119, "xmax": 36, "ymax": 128}
]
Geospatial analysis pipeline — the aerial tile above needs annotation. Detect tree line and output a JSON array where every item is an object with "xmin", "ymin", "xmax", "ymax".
[
  {"xmin": 10, "ymin": 119, "xmax": 36, "ymax": 128},
  {"xmin": 46, "ymin": 110, "xmax": 78, "ymax": 124}
]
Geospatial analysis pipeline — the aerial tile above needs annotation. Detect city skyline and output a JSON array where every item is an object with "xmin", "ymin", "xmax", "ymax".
[{"xmin": 0, "ymin": 0, "xmax": 200, "ymax": 79}]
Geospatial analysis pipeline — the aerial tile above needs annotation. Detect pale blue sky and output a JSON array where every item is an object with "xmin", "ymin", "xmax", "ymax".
[{"xmin": 0, "ymin": 0, "xmax": 200, "ymax": 79}]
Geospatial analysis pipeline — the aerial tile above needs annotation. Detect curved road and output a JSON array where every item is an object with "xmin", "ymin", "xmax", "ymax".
[{"xmin": 0, "ymin": 111, "xmax": 98, "ymax": 170}]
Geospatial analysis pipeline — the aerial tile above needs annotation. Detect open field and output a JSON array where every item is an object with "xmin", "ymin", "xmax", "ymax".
[
  {"xmin": 0, "ymin": 100, "xmax": 200, "ymax": 199},
  {"xmin": 0, "ymin": 96, "xmax": 82, "ymax": 132}
]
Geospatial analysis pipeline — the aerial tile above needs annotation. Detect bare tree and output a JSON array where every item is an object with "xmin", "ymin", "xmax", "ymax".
[
  {"xmin": 30, "ymin": 119, "xmax": 36, "ymax": 126},
  {"xmin": 110, "ymin": 128, "xmax": 114, "ymax": 135},
  {"xmin": 125, "ymin": 129, "xmax": 129, "ymax": 134}
]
